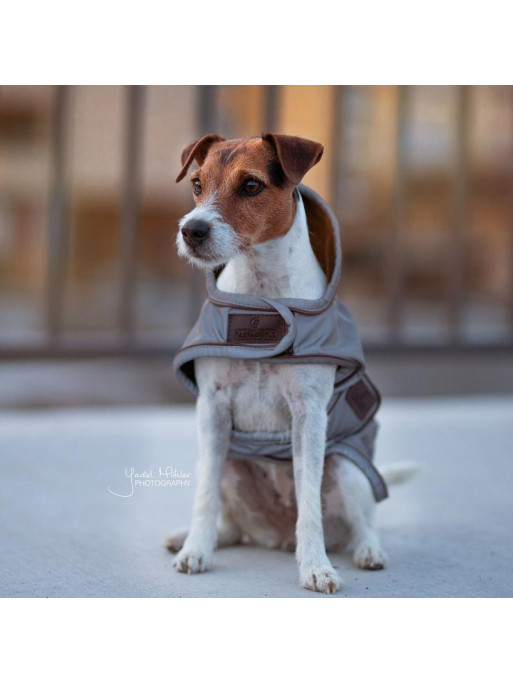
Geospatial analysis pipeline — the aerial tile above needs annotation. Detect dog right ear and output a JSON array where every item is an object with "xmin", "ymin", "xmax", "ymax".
[
  {"xmin": 263, "ymin": 133, "xmax": 324, "ymax": 186},
  {"xmin": 176, "ymin": 134, "xmax": 225, "ymax": 182}
]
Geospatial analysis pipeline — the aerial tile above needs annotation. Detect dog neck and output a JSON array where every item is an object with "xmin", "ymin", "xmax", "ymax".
[{"xmin": 216, "ymin": 193, "xmax": 326, "ymax": 299}]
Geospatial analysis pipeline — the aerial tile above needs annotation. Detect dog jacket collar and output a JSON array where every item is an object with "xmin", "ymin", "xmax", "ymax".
[{"xmin": 174, "ymin": 185, "xmax": 387, "ymax": 502}]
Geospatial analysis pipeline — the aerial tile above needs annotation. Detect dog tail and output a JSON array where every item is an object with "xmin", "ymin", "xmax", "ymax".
[{"xmin": 380, "ymin": 461, "xmax": 422, "ymax": 487}]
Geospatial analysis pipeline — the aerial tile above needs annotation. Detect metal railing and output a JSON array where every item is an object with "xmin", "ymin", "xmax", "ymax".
[{"xmin": 1, "ymin": 85, "xmax": 512, "ymax": 359}]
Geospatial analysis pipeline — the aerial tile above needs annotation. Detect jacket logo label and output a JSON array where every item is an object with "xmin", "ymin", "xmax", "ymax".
[
  {"xmin": 227, "ymin": 313, "xmax": 286, "ymax": 344},
  {"xmin": 346, "ymin": 380, "xmax": 377, "ymax": 420}
]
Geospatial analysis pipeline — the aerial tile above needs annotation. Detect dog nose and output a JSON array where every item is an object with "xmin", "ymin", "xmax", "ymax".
[{"xmin": 181, "ymin": 219, "xmax": 210, "ymax": 247}]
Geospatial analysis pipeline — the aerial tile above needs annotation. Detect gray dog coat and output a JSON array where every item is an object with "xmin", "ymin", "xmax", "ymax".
[{"xmin": 174, "ymin": 185, "xmax": 388, "ymax": 502}]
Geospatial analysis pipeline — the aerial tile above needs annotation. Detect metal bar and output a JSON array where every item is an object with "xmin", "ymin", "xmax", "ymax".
[
  {"xmin": 449, "ymin": 85, "xmax": 471, "ymax": 340},
  {"xmin": 509, "ymin": 85, "xmax": 513, "ymax": 331},
  {"xmin": 46, "ymin": 85, "xmax": 71, "ymax": 342},
  {"xmin": 186, "ymin": 86, "xmax": 220, "ymax": 324},
  {"xmin": 387, "ymin": 85, "xmax": 409, "ymax": 340},
  {"xmin": 330, "ymin": 85, "xmax": 344, "ymax": 212},
  {"xmin": 197, "ymin": 85, "xmax": 219, "ymax": 135},
  {"xmin": 263, "ymin": 85, "xmax": 280, "ymax": 132},
  {"xmin": 119, "ymin": 85, "xmax": 146, "ymax": 345},
  {"xmin": 0, "ymin": 343, "xmax": 181, "ymax": 360},
  {"xmin": 2, "ymin": 340, "xmax": 513, "ymax": 361},
  {"xmin": 363, "ymin": 341, "xmax": 513, "ymax": 355}
]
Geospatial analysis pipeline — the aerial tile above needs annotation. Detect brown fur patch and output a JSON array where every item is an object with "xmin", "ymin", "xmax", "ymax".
[
  {"xmin": 232, "ymin": 461, "xmax": 298, "ymax": 539},
  {"xmin": 217, "ymin": 143, "xmax": 248, "ymax": 166},
  {"xmin": 220, "ymin": 456, "xmax": 350, "ymax": 551},
  {"xmin": 189, "ymin": 137, "xmax": 297, "ymax": 245}
]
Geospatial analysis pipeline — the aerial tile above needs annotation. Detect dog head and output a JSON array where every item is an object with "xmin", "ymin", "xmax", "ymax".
[{"xmin": 175, "ymin": 134, "xmax": 324, "ymax": 269}]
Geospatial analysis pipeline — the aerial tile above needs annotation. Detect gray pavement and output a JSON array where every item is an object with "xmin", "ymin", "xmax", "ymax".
[{"xmin": 1, "ymin": 397, "xmax": 512, "ymax": 598}]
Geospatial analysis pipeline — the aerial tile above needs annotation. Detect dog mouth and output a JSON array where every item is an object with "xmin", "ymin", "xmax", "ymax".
[
  {"xmin": 176, "ymin": 229, "xmax": 240, "ymax": 270},
  {"xmin": 183, "ymin": 245, "xmax": 222, "ymax": 265}
]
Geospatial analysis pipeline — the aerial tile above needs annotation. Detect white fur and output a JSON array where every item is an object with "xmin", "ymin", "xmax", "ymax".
[
  {"xmin": 216, "ymin": 196, "xmax": 326, "ymax": 299},
  {"xmin": 171, "ymin": 193, "xmax": 391, "ymax": 594},
  {"xmin": 176, "ymin": 193, "xmax": 241, "ymax": 269}
]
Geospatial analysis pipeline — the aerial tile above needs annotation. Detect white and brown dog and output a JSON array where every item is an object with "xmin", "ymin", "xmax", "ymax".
[{"xmin": 167, "ymin": 134, "xmax": 415, "ymax": 594}]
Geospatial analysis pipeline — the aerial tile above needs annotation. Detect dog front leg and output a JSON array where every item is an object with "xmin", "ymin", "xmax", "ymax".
[
  {"xmin": 291, "ymin": 402, "xmax": 341, "ymax": 594},
  {"xmin": 173, "ymin": 390, "xmax": 231, "ymax": 574}
]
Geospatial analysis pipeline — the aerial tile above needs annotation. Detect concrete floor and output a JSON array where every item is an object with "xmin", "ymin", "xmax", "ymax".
[{"xmin": 1, "ymin": 397, "xmax": 512, "ymax": 598}]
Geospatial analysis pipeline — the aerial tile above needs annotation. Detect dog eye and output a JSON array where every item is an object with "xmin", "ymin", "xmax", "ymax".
[
  {"xmin": 192, "ymin": 179, "xmax": 202, "ymax": 196},
  {"xmin": 241, "ymin": 179, "xmax": 264, "ymax": 196}
]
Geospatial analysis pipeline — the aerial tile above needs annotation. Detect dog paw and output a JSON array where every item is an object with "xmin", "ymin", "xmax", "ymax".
[
  {"xmin": 300, "ymin": 566, "xmax": 341, "ymax": 594},
  {"xmin": 164, "ymin": 530, "xmax": 188, "ymax": 553},
  {"xmin": 173, "ymin": 548, "xmax": 211, "ymax": 574},
  {"xmin": 353, "ymin": 543, "xmax": 387, "ymax": 570}
]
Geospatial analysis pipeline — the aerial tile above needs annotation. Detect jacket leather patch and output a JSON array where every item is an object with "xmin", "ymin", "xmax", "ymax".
[
  {"xmin": 227, "ymin": 313, "xmax": 286, "ymax": 344},
  {"xmin": 346, "ymin": 380, "xmax": 376, "ymax": 420}
]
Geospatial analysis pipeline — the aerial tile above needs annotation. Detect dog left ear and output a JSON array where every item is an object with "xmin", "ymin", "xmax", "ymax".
[
  {"xmin": 176, "ymin": 134, "xmax": 225, "ymax": 182},
  {"xmin": 263, "ymin": 133, "xmax": 324, "ymax": 186}
]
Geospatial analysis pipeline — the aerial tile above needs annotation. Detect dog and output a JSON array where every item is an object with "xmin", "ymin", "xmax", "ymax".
[{"xmin": 167, "ymin": 133, "xmax": 417, "ymax": 594}]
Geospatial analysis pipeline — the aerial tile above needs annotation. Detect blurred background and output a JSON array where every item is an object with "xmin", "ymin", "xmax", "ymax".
[{"xmin": 1, "ymin": 84, "xmax": 512, "ymax": 408}]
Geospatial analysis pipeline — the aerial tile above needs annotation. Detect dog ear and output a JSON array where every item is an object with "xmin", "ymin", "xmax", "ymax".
[
  {"xmin": 176, "ymin": 134, "xmax": 226, "ymax": 182},
  {"xmin": 263, "ymin": 133, "xmax": 324, "ymax": 186}
]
